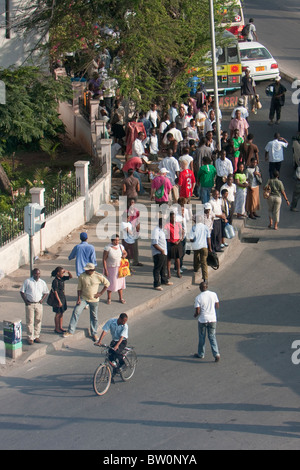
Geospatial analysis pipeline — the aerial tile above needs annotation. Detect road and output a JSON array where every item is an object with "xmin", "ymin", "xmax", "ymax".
[
  {"xmin": 1, "ymin": 229, "xmax": 300, "ymax": 450},
  {"xmin": 243, "ymin": 0, "xmax": 300, "ymax": 79}
]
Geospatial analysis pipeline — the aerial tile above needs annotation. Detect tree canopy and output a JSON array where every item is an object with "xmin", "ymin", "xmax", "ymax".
[{"xmin": 14, "ymin": 0, "xmax": 237, "ymax": 108}]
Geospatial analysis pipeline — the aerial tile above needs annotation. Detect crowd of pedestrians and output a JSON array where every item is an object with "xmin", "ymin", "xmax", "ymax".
[{"xmin": 20, "ymin": 50, "xmax": 295, "ymax": 363}]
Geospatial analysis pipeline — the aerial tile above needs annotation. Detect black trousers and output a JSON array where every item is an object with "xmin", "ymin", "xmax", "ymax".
[
  {"xmin": 153, "ymin": 253, "xmax": 168, "ymax": 287},
  {"xmin": 269, "ymin": 99, "xmax": 282, "ymax": 121},
  {"xmin": 109, "ymin": 339, "xmax": 127, "ymax": 367},
  {"xmin": 211, "ymin": 219, "xmax": 222, "ymax": 252}
]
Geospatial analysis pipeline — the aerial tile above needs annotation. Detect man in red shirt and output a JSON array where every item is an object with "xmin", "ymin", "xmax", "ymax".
[
  {"xmin": 178, "ymin": 159, "xmax": 195, "ymax": 200},
  {"xmin": 164, "ymin": 212, "xmax": 184, "ymax": 279}
]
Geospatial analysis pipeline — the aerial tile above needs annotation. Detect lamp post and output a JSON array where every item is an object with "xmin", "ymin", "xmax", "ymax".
[{"xmin": 209, "ymin": 0, "xmax": 221, "ymax": 150}]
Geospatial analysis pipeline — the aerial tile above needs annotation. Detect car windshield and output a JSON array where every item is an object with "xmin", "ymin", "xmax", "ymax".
[{"xmin": 240, "ymin": 47, "xmax": 272, "ymax": 61}]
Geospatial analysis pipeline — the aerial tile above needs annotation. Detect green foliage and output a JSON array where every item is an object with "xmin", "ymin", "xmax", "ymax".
[
  {"xmin": 13, "ymin": 0, "xmax": 236, "ymax": 108},
  {"xmin": 0, "ymin": 66, "xmax": 72, "ymax": 157}
]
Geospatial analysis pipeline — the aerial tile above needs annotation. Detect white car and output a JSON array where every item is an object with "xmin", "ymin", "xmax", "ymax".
[{"xmin": 238, "ymin": 41, "xmax": 279, "ymax": 81}]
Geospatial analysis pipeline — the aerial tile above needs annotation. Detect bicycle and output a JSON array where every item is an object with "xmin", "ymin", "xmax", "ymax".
[{"xmin": 93, "ymin": 344, "xmax": 137, "ymax": 396}]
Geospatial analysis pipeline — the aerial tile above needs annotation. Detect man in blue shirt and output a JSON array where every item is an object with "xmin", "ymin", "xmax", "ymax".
[
  {"xmin": 68, "ymin": 232, "xmax": 97, "ymax": 277},
  {"xmin": 95, "ymin": 313, "xmax": 129, "ymax": 370}
]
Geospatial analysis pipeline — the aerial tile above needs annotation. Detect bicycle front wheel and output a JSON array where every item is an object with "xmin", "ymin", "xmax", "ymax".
[
  {"xmin": 93, "ymin": 364, "xmax": 111, "ymax": 396},
  {"xmin": 120, "ymin": 350, "xmax": 137, "ymax": 382}
]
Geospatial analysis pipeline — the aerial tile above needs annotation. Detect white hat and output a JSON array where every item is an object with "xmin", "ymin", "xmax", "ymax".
[
  {"xmin": 204, "ymin": 203, "xmax": 212, "ymax": 210},
  {"xmin": 275, "ymin": 75, "xmax": 281, "ymax": 81},
  {"xmin": 142, "ymin": 156, "xmax": 149, "ymax": 162},
  {"xmin": 84, "ymin": 263, "xmax": 96, "ymax": 271},
  {"xmin": 160, "ymin": 168, "xmax": 169, "ymax": 173}
]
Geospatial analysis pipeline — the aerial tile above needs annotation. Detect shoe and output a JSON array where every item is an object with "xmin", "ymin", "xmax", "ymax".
[
  {"xmin": 154, "ymin": 286, "xmax": 163, "ymax": 291},
  {"xmin": 133, "ymin": 262, "xmax": 143, "ymax": 267},
  {"xmin": 92, "ymin": 334, "xmax": 98, "ymax": 342},
  {"xmin": 63, "ymin": 331, "xmax": 72, "ymax": 338},
  {"xmin": 290, "ymin": 208, "xmax": 299, "ymax": 212},
  {"xmin": 215, "ymin": 355, "xmax": 220, "ymax": 362},
  {"xmin": 34, "ymin": 338, "xmax": 41, "ymax": 344},
  {"xmin": 164, "ymin": 282, "xmax": 173, "ymax": 286},
  {"xmin": 220, "ymin": 243, "xmax": 225, "ymax": 248},
  {"xmin": 268, "ymin": 120, "xmax": 274, "ymax": 126},
  {"xmin": 275, "ymin": 120, "xmax": 280, "ymax": 125},
  {"xmin": 216, "ymin": 249, "xmax": 224, "ymax": 253},
  {"xmin": 194, "ymin": 353, "xmax": 204, "ymax": 359},
  {"xmin": 223, "ymin": 242, "xmax": 228, "ymax": 247},
  {"xmin": 27, "ymin": 339, "xmax": 34, "ymax": 345}
]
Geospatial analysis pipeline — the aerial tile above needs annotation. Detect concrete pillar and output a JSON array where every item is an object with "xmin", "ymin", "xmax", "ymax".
[
  {"xmin": 74, "ymin": 160, "xmax": 90, "ymax": 197},
  {"xmin": 90, "ymin": 100, "xmax": 99, "ymax": 124},
  {"xmin": 100, "ymin": 138, "xmax": 113, "ymax": 174}
]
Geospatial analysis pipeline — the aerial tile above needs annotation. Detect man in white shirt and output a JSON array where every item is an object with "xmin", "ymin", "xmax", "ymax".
[
  {"xmin": 132, "ymin": 132, "xmax": 148, "ymax": 158},
  {"xmin": 151, "ymin": 218, "xmax": 173, "ymax": 290},
  {"xmin": 189, "ymin": 217, "xmax": 212, "ymax": 282},
  {"xmin": 20, "ymin": 268, "xmax": 49, "ymax": 345},
  {"xmin": 265, "ymin": 132, "xmax": 288, "ymax": 178},
  {"xmin": 215, "ymin": 149, "xmax": 233, "ymax": 191},
  {"xmin": 162, "ymin": 122, "xmax": 183, "ymax": 145},
  {"xmin": 159, "ymin": 149, "xmax": 180, "ymax": 186},
  {"xmin": 231, "ymin": 98, "xmax": 249, "ymax": 120},
  {"xmin": 146, "ymin": 103, "xmax": 160, "ymax": 128},
  {"xmin": 95, "ymin": 313, "xmax": 129, "ymax": 371},
  {"xmin": 193, "ymin": 281, "xmax": 220, "ymax": 361},
  {"xmin": 195, "ymin": 105, "xmax": 207, "ymax": 136},
  {"xmin": 179, "ymin": 147, "xmax": 194, "ymax": 172}
]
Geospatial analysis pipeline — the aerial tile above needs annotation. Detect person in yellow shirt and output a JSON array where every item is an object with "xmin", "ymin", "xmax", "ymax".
[{"xmin": 64, "ymin": 263, "xmax": 110, "ymax": 341}]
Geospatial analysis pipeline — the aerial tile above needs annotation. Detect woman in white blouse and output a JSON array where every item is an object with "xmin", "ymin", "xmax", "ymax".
[{"xmin": 103, "ymin": 235, "xmax": 127, "ymax": 305}]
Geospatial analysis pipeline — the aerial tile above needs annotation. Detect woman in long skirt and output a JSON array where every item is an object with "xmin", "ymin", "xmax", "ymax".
[
  {"xmin": 245, "ymin": 157, "xmax": 261, "ymax": 219},
  {"xmin": 234, "ymin": 162, "xmax": 248, "ymax": 218},
  {"xmin": 103, "ymin": 235, "xmax": 127, "ymax": 304}
]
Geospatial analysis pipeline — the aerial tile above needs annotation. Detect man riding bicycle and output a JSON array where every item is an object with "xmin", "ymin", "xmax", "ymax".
[{"xmin": 95, "ymin": 313, "xmax": 128, "ymax": 371}]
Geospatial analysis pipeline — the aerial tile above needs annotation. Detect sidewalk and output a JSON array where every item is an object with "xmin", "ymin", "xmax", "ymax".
[{"xmin": 0, "ymin": 188, "xmax": 245, "ymax": 374}]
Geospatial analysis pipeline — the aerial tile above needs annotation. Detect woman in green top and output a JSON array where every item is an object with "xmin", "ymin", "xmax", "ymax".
[
  {"xmin": 234, "ymin": 162, "xmax": 248, "ymax": 218},
  {"xmin": 197, "ymin": 156, "xmax": 217, "ymax": 203},
  {"xmin": 266, "ymin": 170, "xmax": 290, "ymax": 230}
]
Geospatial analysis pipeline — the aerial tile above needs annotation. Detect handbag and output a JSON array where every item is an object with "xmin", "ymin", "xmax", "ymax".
[
  {"xmin": 255, "ymin": 166, "xmax": 262, "ymax": 185},
  {"xmin": 207, "ymin": 252, "xmax": 219, "ymax": 270},
  {"xmin": 255, "ymin": 95, "xmax": 262, "ymax": 109},
  {"xmin": 263, "ymin": 184, "xmax": 271, "ymax": 199},
  {"xmin": 118, "ymin": 258, "xmax": 131, "ymax": 278},
  {"xmin": 47, "ymin": 289, "xmax": 57, "ymax": 307},
  {"xmin": 224, "ymin": 223, "xmax": 235, "ymax": 239}
]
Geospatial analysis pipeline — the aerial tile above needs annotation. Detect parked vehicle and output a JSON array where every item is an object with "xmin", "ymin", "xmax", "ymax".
[
  {"xmin": 238, "ymin": 41, "xmax": 279, "ymax": 81},
  {"xmin": 221, "ymin": 0, "xmax": 245, "ymax": 39}
]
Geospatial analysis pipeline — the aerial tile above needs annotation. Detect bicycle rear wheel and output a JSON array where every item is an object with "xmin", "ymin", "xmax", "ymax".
[
  {"xmin": 93, "ymin": 364, "xmax": 111, "ymax": 396},
  {"xmin": 120, "ymin": 350, "xmax": 137, "ymax": 382}
]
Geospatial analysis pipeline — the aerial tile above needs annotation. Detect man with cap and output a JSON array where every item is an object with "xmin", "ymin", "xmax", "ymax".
[
  {"xmin": 231, "ymin": 97, "xmax": 249, "ymax": 121},
  {"xmin": 68, "ymin": 232, "xmax": 97, "ymax": 277},
  {"xmin": 268, "ymin": 75, "xmax": 286, "ymax": 125},
  {"xmin": 150, "ymin": 167, "xmax": 173, "ymax": 205},
  {"xmin": 64, "ymin": 263, "xmax": 110, "ymax": 341}
]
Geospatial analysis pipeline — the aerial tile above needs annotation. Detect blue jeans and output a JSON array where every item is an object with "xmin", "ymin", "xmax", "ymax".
[
  {"xmin": 197, "ymin": 321, "xmax": 219, "ymax": 358},
  {"xmin": 68, "ymin": 300, "xmax": 99, "ymax": 336},
  {"xmin": 200, "ymin": 187, "xmax": 211, "ymax": 204}
]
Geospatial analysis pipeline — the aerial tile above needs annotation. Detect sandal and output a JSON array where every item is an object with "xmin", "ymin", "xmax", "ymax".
[
  {"xmin": 106, "ymin": 299, "xmax": 111, "ymax": 305},
  {"xmin": 119, "ymin": 299, "xmax": 126, "ymax": 304}
]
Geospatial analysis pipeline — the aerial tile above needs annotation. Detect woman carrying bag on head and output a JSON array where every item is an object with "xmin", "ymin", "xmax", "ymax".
[{"xmin": 51, "ymin": 267, "xmax": 73, "ymax": 334}]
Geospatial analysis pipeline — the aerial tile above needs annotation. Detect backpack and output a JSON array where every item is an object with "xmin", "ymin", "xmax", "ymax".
[
  {"xmin": 207, "ymin": 252, "xmax": 219, "ymax": 270},
  {"xmin": 241, "ymin": 24, "xmax": 251, "ymax": 37},
  {"xmin": 155, "ymin": 183, "xmax": 165, "ymax": 199}
]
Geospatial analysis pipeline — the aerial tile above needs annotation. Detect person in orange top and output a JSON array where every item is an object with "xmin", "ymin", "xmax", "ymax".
[{"xmin": 178, "ymin": 159, "xmax": 196, "ymax": 201}]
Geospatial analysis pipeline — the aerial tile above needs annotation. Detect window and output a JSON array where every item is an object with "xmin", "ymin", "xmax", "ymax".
[{"xmin": 240, "ymin": 47, "xmax": 272, "ymax": 61}]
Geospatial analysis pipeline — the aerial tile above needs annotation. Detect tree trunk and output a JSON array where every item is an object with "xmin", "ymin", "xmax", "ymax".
[{"xmin": 0, "ymin": 163, "xmax": 12, "ymax": 194}]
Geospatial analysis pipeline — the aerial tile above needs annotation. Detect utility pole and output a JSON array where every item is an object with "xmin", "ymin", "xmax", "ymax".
[{"xmin": 209, "ymin": 0, "xmax": 221, "ymax": 151}]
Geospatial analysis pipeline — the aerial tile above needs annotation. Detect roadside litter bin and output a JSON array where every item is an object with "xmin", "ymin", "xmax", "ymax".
[{"xmin": 3, "ymin": 320, "xmax": 22, "ymax": 359}]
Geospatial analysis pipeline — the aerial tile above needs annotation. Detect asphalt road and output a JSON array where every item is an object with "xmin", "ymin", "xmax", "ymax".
[{"xmin": 243, "ymin": 0, "xmax": 300, "ymax": 79}]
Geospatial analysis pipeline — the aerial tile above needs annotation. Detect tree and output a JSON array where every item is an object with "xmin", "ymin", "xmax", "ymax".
[
  {"xmin": 0, "ymin": 66, "xmax": 72, "ymax": 193},
  {"xmin": 13, "ymin": 0, "xmax": 236, "ymax": 108}
]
